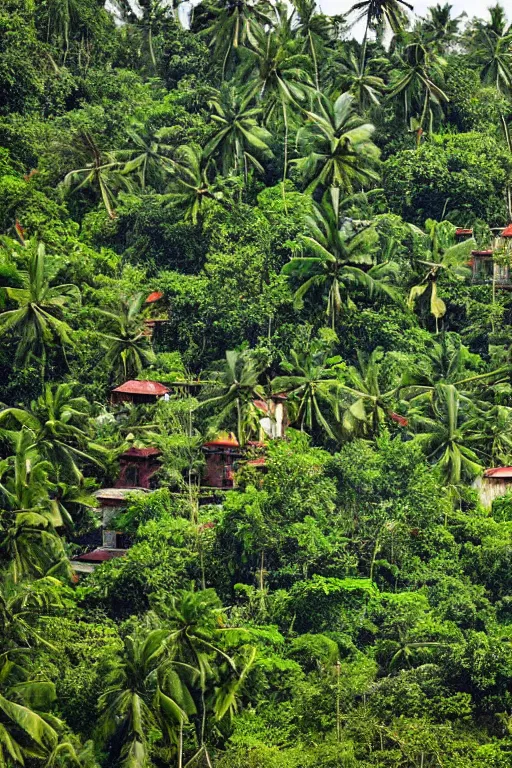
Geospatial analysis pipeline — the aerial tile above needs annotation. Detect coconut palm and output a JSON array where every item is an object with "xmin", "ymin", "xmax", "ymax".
[
  {"xmin": 0, "ymin": 653, "xmax": 60, "ymax": 767},
  {"xmin": 283, "ymin": 191, "xmax": 399, "ymax": 329},
  {"xmin": 408, "ymin": 219, "xmax": 476, "ymax": 331},
  {"xmin": 348, "ymin": 0, "xmax": 414, "ymax": 67},
  {"xmin": 98, "ymin": 293, "xmax": 156, "ymax": 384},
  {"xmin": 0, "ymin": 242, "xmax": 80, "ymax": 379},
  {"xmin": 409, "ymin": 383, "xmax": 484, "ymax": 486},
  {"xmin": 420, "ymin": 3, "xmax": 465, "ymax": 53},
  {"xmin": 294, "ymin": 92, "xmax": 380, "ymax": 194},
  {"xmin": 388, "ymin": 41, "xmax": 449, "ymax": 132},
  {"xmin": 0, "ymin": 428, "xmax": 69, "ymax": 583},
  {"xmin": 203, "ymin": 85, "xmax": 273, "ymax": 180},
  {"xmin": 240, "ymin": 24, "xmax": 313, "ymax": 184},
  {"xmin": 164, "ymin": 145, "xmax": 223, "ymax": 224},
  {"xmin": 205, "ymin": 0, "xmax": 273, "ymax": 78},
  {"xmin": 290, "ymin": 0, "xmax": 334, "ymax": 90},
  {"xmin": 0, "ymin": 384, "xmax": 105, "ymax": 483},
  {"xmin": 199, "ymin": 350, "xmax": 266, "ymax": 446},
  {"xmin": 339, "ymin": 348, "xmax": 403, "ymax": 437},
  {"xmin": 62, "ymin": 131, "xmax": 122, "ymax": 219},
  {"xmin": 338, "ymin": 50, "xmax": 386, "ymax": 110},
  {"xmin": 98, "ymin": 624, "xmax": 198, "ymax": 768},
  {"xmin": 477, "ymin": 31, "xmax": 512, "ymax": 93},
  {"xmin": 271, "ymin": 343, "xmax": 343, "ymax": 440},
  {"xmin": 155, "ymin": 588, "xmax": 254, "ymax": 728},
  {"xmin": 117, "ymin": 122, "xmax": 176, "ymax": 191}
]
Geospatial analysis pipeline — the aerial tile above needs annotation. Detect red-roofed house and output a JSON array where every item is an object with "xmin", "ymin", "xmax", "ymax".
[
  {"xmin": 116, "ymin": 447, "xmax": 161, "ymax": 489},
  {"xmin": 145, "ymin": 291, "xmax": 164, "ymax": 304},
  {"xmin": 111, "ymin": 380, "xmax": 170, "ymax": 405},
  {"xmin": 474, "ymin": 467, "xmax": 512, "ymax": 508},
  {"xmin": 202, "ymin": 435, "xmax": 243, "ymax": 489}
]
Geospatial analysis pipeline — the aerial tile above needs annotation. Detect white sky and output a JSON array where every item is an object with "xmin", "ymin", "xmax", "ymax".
[{"xmin": 319, "ymin": 0, "xmax": 501, "ymax": 32}]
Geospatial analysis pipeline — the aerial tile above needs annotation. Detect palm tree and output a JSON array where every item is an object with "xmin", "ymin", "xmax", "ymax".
[
  {"xmin": 199, "ymin": 350, "xmax": 266, "ymax": 446},
  {"xmin": 0, "ymin": 242, "xmax": 80, "ymax": 379},
  {"xmin": 271, "ymin": 342, "xmax": 343, "ymax": 440},
  {"xmin": 205, "ymin": 0, "xmax": 273, "ymax": 78},
  {"xmin": 409, "ymin": 383, "xmax": 484, "ymax": 486},
  {"xmin": 388, "ymin": 41, "xmax": 449, "ymax": 133},
  {"xmin": 290, "ymin": 0, "xmax": 334, "ymax": 90},
  {"xmin": 240, "ymin": 24, "xmax": 313, "ymax": 186},
  {"xmin": 408, "ymin": 219, "xmax": 476, "ymax": 331},
  {"xmin": 0, "ymin": 428, "xmax": 69, "ymax": 583},
  {"xmin": 420, "ymin": 4, "xmax": 465, "ymax": 53},
  {"xmin": 348, "ymin": 0, "xmax": 414, "ymax": 67},
  {"xmin": 294, "ymin": 92, "xmax": 380, "ymax": 194},
  {"xmin": 203, "ymin": 85, "xmax": 273, "ymax": 181},
  {"xmin": 0, "ymin": 653, "xmax": 60, "ymax": 766},
  {"xmin": 338, "ymin": 50, "xmax": 386, "ymax": 111},
  {"xmin": 0, "ymin": 384, "xmax": 105, "ymax": 483},
  {"xmin": 339, "ymin": 348, "xmax": 403, "ymax": 437},
  {"xmin": 283, "ymin": 191, "xmax": 399, "ymax": 329},
  {"xmin": 155, "ymin": 589, "xmax": 254, "ymax": 733},
  {"xmin": 0, "ymin": 575, "xmax": 65, "ymax": 649},
  {"xmin": 97, "ymin": 293, "xmax": 156, "ymax": 384},
  {"xmin": 62, "ymin": 131, "xmax": 122, "ymax": 219},
  {"xmin": 477, "ymin": 30, "xmax": 512, "ymax": 93},
  {"xmin": 117, "ymin": 122, "xmax": 176, "ymax": 191},
  {"xmin": 164, "ymin": 145, "xmax": 223, "ymax": 224},
  {"xmin": 98, "ymin": 624, "xmax": 198, "ymax": 768}
]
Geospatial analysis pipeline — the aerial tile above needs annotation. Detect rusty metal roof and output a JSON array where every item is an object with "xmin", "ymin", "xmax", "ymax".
[
  {"xmin": 483, "ymin": 467, "xmax": 512, "ymax": 479},
  {"xmin": 121, "ymin": 447, "xmax": 161, "ymax": 459},
  {"xmin": 112, "ymin": 380, "xmax": 169, "ymax": 395},
  {"xmin": 72, "ymin": 548, "xmax": 127, "ymax": 562}
]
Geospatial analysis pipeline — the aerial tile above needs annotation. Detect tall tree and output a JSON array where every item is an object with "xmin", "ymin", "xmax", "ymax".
[
  {"xmin": 408, "ymin": 220, "xmax": 476, "ymax": 331},
  {"xmin": 271, "ymin": 341, "xmax": 343, "ymax": 440},
  {"xmin": 388, "ymin": 40, "xmax": 449, "ymax": 132},
  {"xmin": 294, "ymin": 92, "xmax": 380, "ymax": 194},
  {"xmin": 62, "ymin": 131, "xmax": 122, "ymax": 219},
  {"xmin": 283, "ymin": 191, "xmax": 398, "ymax": 329},
  {"xmin": 240, "ymin": 24, "xmax": 313, "ymax": 186},
  {"xmin": 0, "ymin": 384, "xmax": 104, "ymax": 483},
  {"xmin": 409, "ymin": 382, "xmax": 484, "ymax": 486},
  {"xmin": 0, "ymin": 243, "xmax": 80, "ymax": 379},
  {"xmin": 199, "ymin": 350, "xmax": 266, "ymax": 446},
  {"xmin": 348, "ymin": 0, "xmax": 414, "ymax": 67},
  {"xmin": 97, "ymin": 293, "xmax": 156, "ymax": 384},
  {"xmin": 203, "ymin": 84, "xmax": 273, "ymax": 180}
]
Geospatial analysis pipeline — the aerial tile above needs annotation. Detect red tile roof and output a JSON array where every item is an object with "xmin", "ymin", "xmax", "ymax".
[
  {"xmin": 455, "ymin": 228, "xmax": 473, "ymax": 236},
  {"xmin": 112, "ymin": 380, "xmax": 169, "ymax": 395},
  {"xmin": 121, "ymin": 447, "xmax": 161, "ymax": 458},
  {"xmin": 203, "ymin": 438, "xmax": 240, "ymax": 449},
  {"xmin": 73, "ymin": 549, "xmax": 127, "ymax": 562},
  {"xmin": 501, "ymin": 224, "xmax": 512, "ymax": 238},
  {"xmin": 484, "ymin": 467, "xmax": 512, "ymax": 479},
  {"xmin": 247, "ymin": 457, "xmax": 267, "ymax": 467},
  {"xmin": 471, "ymin": 250, "xmax": 493, "ymax": 256},
  {"xmin": 145, "ymin": 291, "xmax": 164, "ymax": 303}
]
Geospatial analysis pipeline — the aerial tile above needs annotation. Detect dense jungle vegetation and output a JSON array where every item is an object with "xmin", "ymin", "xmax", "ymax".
[{"xmin": 3, "ymin": 0, "xmax": 512, "ymax": 765}]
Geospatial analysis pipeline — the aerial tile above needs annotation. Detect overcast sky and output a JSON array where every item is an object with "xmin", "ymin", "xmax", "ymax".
[{"xmin": 318, "ymin": 1, "xmax": 498, "ymax": 32}]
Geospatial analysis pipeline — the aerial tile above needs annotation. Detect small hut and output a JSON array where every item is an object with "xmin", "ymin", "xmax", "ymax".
[
  {"xmin": 474, "ymin": 467, "xmax": 512, "ymax": 508},
  {"xmin": 116, "ymin": 446, "xmax": 161, "ymax": 489},
  {"xmin": 202, "ymin": 435, "xmax": 243, "ymax": 489},
  {"xmin": 111, "ymin": 380, "xmax": 170, "ymax": 405}
]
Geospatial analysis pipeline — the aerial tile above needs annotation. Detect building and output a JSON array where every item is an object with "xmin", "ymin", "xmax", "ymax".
[
  {"xmin": 474, "ymin": 467, "xmax": 512, "ymax": 508},
  {"xmin": 116, "ymin": 446, "xmax": 161, "ymax": 489},
  {"xmin": 111, "ymin": 380, "xmax": 170, "ymax": 405},
  {"xmin": 471, "ymin": 224, "xmax": 512, "ymax": 288},
  {"xmin": 202, "ymin": 435, "xmax": 243, "ymax": 489}
]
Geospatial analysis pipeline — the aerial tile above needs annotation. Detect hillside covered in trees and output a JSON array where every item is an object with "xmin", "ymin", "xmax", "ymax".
[{"xmin": 2, "ymin": 0, "xmax": 512, "ymax": 766}]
